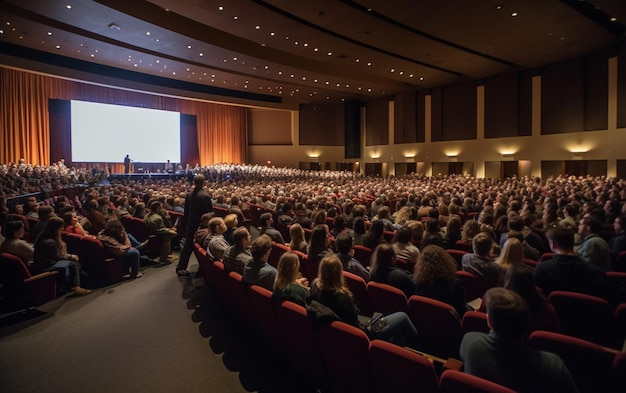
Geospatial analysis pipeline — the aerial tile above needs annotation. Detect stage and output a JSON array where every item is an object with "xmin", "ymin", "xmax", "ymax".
[{"xmin": 107, "ymin": 172, "xmax": 192, "ymax": 181}]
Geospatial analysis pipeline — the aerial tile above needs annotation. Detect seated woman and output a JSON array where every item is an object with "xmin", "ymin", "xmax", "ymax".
[
  {"xmin": 273, "ymin": 252, "xmax": 309, "ymax": 306},
  {"xmin": 414, "ymin": 245, "xmax": 468, "ymax": 317},
  {"xmin": 288, "ymin": 223, "xmax": 308, "ymax": 253},
  {"xmin": 62, "ymin": 210, "xmax": 88, "ymax": 236},
  {"xmin": 308, "ymin": 224, "xmax": 333, "ymax": 266},
  {"xmin": 97, "ymin": 218, "xmax": 142, "ymax": 279},
  {"xmin": 363, "ymin": 220, "xmax": 386, "ymax": 250},
  {"xmin": 503, "ymin": 264, "xmax": 560, "ymax": 333},
  {"xmin": 0, "ymin": 220, "xmax": 34, "ymax": 265},
  {"xmin": 352, "ymin": 218, "xmax": 367, "ymax": 246},
  {"xmin": 308, "ymin": 254, "xmax": 423, "ymax": 350},
  {"xmin": 370, "ymin": 243, "xmax": 416, "ymax": 299},
  {"xmin": 33, "ymin": 217, "xmax": 91, "ymax": 295}
]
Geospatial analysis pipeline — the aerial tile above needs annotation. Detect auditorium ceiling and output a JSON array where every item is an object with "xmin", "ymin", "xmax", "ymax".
[{"xmin": 0, "ymin": 0, "xmax": 625, "ymax": 108}]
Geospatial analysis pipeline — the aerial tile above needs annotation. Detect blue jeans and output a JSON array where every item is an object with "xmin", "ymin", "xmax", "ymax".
[
  {"xmin": 48, "ymin": 259, "xmax": 81, "ymax": 289},
  {"xmin": 374, "ymin": 311, "xmax": 423, "ymax": 350},
  {"xmin": 123, "ymin": 248, "xmax": 141, "ymax": 277},
  {"xmin": 128, "ymin": 234, "xmax": 141, "ymax": 248}
]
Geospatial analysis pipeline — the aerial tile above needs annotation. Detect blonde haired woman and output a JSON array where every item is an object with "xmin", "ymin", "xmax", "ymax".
[
  {"xmin": 308, "ymin": 254, "xmax": 423, "ymax": 350},
  {"xmin": 288, "ymin": 223, "xmax": 308, "ymax": 253},
  {"xmin": 273, "ymin": 252, "xmax": 309, "ymax": 306},
  {"xmin": 495, "ymin": 237, "xmax": 524, "ymax": 271}
]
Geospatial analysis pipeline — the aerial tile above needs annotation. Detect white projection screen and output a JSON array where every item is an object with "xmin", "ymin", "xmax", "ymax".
[{"xmin": 70, "ymin": 100, "xmax": 181, "ymax": 163}]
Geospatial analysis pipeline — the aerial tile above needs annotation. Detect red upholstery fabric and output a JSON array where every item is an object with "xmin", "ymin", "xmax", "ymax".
[
  {"xmin": 369, "ymin": 339, "xmax": 440, "ymax": 393},
  {"xmin": 366, "ymin": 281, "xmax": 408, "ymax": 315},
  {"xmin": 0, "ymin": 252, "xmax": 58, "ymax": 308},
  {"xmin": 408, "ymin": 295, "xmax": 463, "ymax": 359},
  {"xmin": 343, "ymin": 271, "xmax": 372, "ymax": 317},
  {"xmin": 318, "ymin": 320, "xmax": 375, "ymax": 393},
  {"xmin": 440, "ymin": 370, "xmax": 516, "ymax": 393}
]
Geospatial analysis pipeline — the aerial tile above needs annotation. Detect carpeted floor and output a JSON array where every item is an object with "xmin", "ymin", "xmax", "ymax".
[{"xmin": 0, "ymin": 253, "xmax": 318, "ymax": 393}]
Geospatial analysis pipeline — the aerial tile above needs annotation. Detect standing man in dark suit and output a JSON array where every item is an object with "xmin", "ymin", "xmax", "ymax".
[
  {"xmin": 124, "ymin": 154, "xmax": 132, "ymax": 174},
  {"xmin": 176, "ymin": 174, "xmax": 213, "ymax": 276}
]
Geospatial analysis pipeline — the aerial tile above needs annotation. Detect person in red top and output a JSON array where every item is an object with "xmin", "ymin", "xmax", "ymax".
[{"xmin": 62, "ymin": 211, "xmax": 88, "ymax": 236}]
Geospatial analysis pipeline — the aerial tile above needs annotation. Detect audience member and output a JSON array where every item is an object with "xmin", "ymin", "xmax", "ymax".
[
  {"xmin": 534, "ymin": 228, "xmax": 611, "ymax": 300},
  {"xmin": 414, "ymin": 245, "xmax": 467, "ymax": 317},
  {"xmin": 205, "ymin": 217, "xmax": 229, "ymax": 261},
  {"xmin": 0, "ymin": 220, "xmax": 34, "ymax": 264},
  {"xmin": 307, "ymin": 254, "xmax": 423, "ymax": 350},
  {"xmin": 32, "ymin": 217, "xmax": 90, "ymax": 296},
  {"xmin": 334, "ymin": 232, "xmax": 370, "ymax": 282},
  {"xmin": 272, "ymin": 252, "xmax": 309, "ymax": 306},
  {"xmin": 97, "ymin": 218, "xmax": 142, "ymax": 279},
  {"xmin": 259, "ymin": 212, "xmax": 286, "ymax": 244},
  {"xmin": 242, "ymin": 234, "xmax": 276, "ymax": 290},
  {"xmin": 223, "ymin": 227, "xmax": 252, "ymax": 274},
  {"xmin": 288, "ymin": 223, "xmax": 308, "ymax": 253},
  {"xmin": 576, "ymin": 214, "xmax": 611, "ymax": 271},
  {"xmin": 460, "ymin": 288, "xmax": 577, "ymax": 393},
  {"xmin": 462, "ymin": 232, "xmax": 501, "ymax": 286},
  {"xmin": 503, "ymin": 264, "xmax": 560, "ymax": 333},
  {"xmin": 144, "ymin": 201, "xmax": 177, "ymax": 264},
  {"xmin": 369, "ymin": 243, "xmax": 416, "ymax": 299}
]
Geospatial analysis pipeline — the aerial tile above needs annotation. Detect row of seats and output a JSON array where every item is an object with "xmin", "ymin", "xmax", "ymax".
[
  {"xmin": 192, "ymin": 242, "xmax": 517, "ymax": 393},
  {"xmin": 193, "ymin": 242, "xmax": 626, "ymax": 392}
]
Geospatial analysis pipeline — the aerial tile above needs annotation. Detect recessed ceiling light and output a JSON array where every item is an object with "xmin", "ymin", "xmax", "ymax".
[
  {"xmin": 233, "ymin": 57, "xmax": 237, "ymax": 61},
  {"xmin": 496, "ymin": 5, "xmax": 502, "ymax": 10},
  {"xmin": 409, "ymin": 74, "xmax": 414, "ymax": 78},
  {"xmin": 367, "ymin": 62, "xmax": 372, "ymax": 66},
  {"xmin": 391, "ymin": 68, "xmax": 395, "ymax": 73},
  {"xmin": 187, "ymin": 45, "xmax": 192, "ymax": 49},
  {"xmin": 233, "ymin": 16, "xmax": 238, "ymax": 20},
  {"xmin": 294, "ymin": 41, "xmax": 298, "ymax": 45},
  {"xmin": 303, "ymin": 43, "xmax": 308, "ymax": 47},
  {"xmin": 218, "ymin": 6, "xmax": 224, "ymax": 11},
  {"xmin": 146, "ymin": 32, "xmax": 150, "ymax": 35},
  {"xmin": 419, "ymin": 77, "xmax": 424, "ymax": 81},
  {"xmin": 285, "ymin": 36, "xmax": 289, "ymax": 40},
  {"xmin": 47, "ymin": 32, "xmax": 52, "ymax": 36},
  {"xmin": 270, "ymin": 32, "xmax": 275, "ymax": 36},
  {"xmin": 610, "ymin": 17, "xmax": 617, "ymax": 22},
  {"xmin": 90, "ymin": 54, "xmax": 94, "ymax": 57},
  {"xmin": 314, "ymin": 48, "xmax": 318, "ymax": 52},
  {"xmin": 155, "ymin": 38, "xmax": 160, "ymax": 42},
  {"xmin": 66, "ymin": 5, "xmax": 72, "ymax": 9},
  {"xmin": 327, "ymin": 52, "xmax": 332, "ymax": 56},
  {"xmin": 511, "ymin": 12, "xmax": 518, "ymax": 17},
  {"xmin": 56, "ymin": 45, "xmax": 61, "ymax": 49},
  {"xmin": 255, "ymin": 25, "xmax": 260, "ymax": 30},
  {"xmin": 199, "ymin": 52, "xmax": 203, "ymax": 56}
]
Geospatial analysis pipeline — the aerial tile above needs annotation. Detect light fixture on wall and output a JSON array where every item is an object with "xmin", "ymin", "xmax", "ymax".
[
  {"xmin": 571, "ymin": 153, "xmax": 585, "ymax": 161},
  {"xmin": 446, "ymin": 152, "xmax": 458, "ymax": 162},
  {"xmin": 404, "ymin": 152, "xmax": 416, "ymax": 162},
  {"xmin": 502, "ymin": 154, "xmax": 514, "ymax": 161}
]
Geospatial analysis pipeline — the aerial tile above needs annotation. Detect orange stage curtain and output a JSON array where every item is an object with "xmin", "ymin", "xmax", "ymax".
[{"xmin": 0, "ymin": 66, "xmax": 247, "ymax": 166}]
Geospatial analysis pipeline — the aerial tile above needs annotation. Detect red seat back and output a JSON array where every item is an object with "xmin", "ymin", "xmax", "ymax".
[
  {"xmin": 366, "ymin": 281, "xmax": 408, "ymax": 315},
  {"xmin": 408, "ymin": 295, "xmax": 462, "ymax": 359}
]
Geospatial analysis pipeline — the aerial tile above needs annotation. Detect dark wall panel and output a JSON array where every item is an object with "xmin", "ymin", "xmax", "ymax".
[
  {"xmin": 394, "ymin": 90, "xmax": 417, "ymax": 144},
  {"xmin": 617, "ymin": 42, "xmax": 626, "ymax": 128},
  {"xmin": 365, "ymin": 97, "xmax": 390, "ymax": 146},
  {"xmin": 432, "ymin": 82, "xmax": 477, "ymax": 142},
  {"xmin": 345, "ymin": 100, "xmax": 361, "ymax": 159},
  {"xmin": 485, "ymin": 72, "xmax": 519, "ymax": 138},
  {"xmin": 299, "ymin": 104, "xmax": 345, "ymax": 145},
  {"xmin": 584, "ymin": 49, "xmax": 610, "ymax": 131},
  {"xmin": 416, "ymin": 91, "xmax": 426, "ymax": 142},
  {"xmin": 518, "ymin": 70, "xmax": 534, "ymax": 136},
  {"xmin": 541, "ymin": 58, "xmax": 584, "ymax": 134}
]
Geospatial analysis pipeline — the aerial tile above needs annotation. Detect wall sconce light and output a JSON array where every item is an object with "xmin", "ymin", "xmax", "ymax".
[
  {"xmin": 404, "ymin": 153, "xmax": 416, "ymax": 162},
  {"xmin": 572, "ymin": 153, "xmax": 585, "ymax": 161},
  {"xmin": 502, "ymin": 154, "xmax": 514, "ymax": 161}
]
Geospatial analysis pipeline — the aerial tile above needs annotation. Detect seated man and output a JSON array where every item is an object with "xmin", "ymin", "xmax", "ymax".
[
  {"xmin": 460, "ymin": 287, "xmax": 578, "ymax": 393},
  {"xmin": 461, "ymin": 232, "xmax": 501, "ymax": 286},
  {"xmin": 534, "ymin": 227, "xmax": 611, "ymax": 300},
  {"xmin": 242, "ymin": 234, "xmax": 276, "ymax": 291},
  {"xmin": 259, "ymin": 212, "xmax": 286, "ymax": 244},
  {"xmin": 335, "ymin": 232, "xmax": 370, "ymax": 282},
  {"xmin": 223, "ymin": 227, "xmax": 253, "ymax": 274},
  {"xmin": 205, "ymin": 217, "xmax": 230, "ymax": 261},
  {"xmin": 577, "ymin": 214, "xmax": 611, "ymax": 271},
  {"xmin": 144, "ymin": 201, "xmax": 177, "ymax": 263}
]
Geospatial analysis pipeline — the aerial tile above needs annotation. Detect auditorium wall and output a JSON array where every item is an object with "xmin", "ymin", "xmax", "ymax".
[{"xmin": 249, "ymin": 49, "xmax": 626, "ymax": 179}]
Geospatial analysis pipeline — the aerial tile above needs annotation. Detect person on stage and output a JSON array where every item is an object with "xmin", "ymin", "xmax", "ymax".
[{"xmin": 124, "ymin": 154, "xmax": 132, "ymax": 174}]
